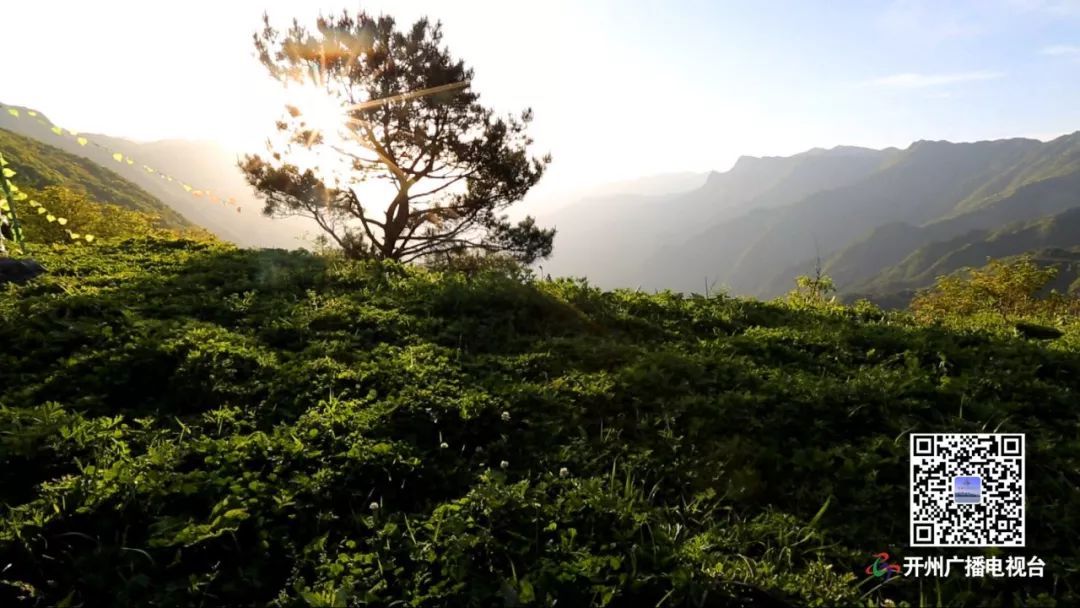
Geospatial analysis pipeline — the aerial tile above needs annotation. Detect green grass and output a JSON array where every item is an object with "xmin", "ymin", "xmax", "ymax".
[{"xmin": 1, "ymin": 236, "xmax": 1078, "ymax": 607}]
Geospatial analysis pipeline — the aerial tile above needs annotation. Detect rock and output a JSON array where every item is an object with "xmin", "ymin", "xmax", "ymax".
[
  {"xmin": 0, "ymin": 258, "xmax": 46, "ymax": 285},
  {"xmin": 1014, "ymin": 322, "xmax": 1064, "ymax": 341}
]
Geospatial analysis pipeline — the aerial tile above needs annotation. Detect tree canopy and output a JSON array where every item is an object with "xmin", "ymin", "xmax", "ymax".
[
  {"xmin": 241, "ymin": 10, "xmax": 555, "ymax": 264},
  {"xmin": 910, "ymin": 257, "xmax": 1079, "ymax": 324}
]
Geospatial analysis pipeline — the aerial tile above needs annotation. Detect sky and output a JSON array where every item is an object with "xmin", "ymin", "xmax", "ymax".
[{"xmin": 2, "ymin": 0, "xmax": 1080, "ymax": 203}]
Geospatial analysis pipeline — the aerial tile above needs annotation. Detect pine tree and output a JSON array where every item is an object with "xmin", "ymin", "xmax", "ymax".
[{"xmin": 241, "ymin": 10, "xmax": 555, "ymax": 264}]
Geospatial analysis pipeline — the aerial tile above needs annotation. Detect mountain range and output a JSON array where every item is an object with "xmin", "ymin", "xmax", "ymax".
[
  {"xmin": 538, "ymin": 131, "xmax": 1080, "ymax": 305},
  {"xmin": 4, "ymin": 99, "xmax": 1078, "ymax": 306}
]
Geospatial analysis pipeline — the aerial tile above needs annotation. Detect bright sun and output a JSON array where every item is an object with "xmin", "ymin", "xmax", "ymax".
[{"xmin": 284, "ymin": 84, "xmax": 350, "ymax": 146}]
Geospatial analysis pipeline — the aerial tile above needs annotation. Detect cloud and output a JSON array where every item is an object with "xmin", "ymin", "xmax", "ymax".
[
  {"xmin": 1040, "ymin": 44, "xmax": 1080, "ymax": 55},
  {"xmin": 864, "ymin": 71, "xmax": 1004, "ymax": 88}
]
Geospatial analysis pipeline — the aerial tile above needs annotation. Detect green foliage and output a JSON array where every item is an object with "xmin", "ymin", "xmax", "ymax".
[
  {"xmin": 11, "ymin": 186, "xmax": 212, "ymax": 245},
  {"xmin": 911, "ymin": 256, "xmax": 1080, "ymax": 326},
  {"xmin": 1, "ymin": 236, "xmax": 1078, "ymax": 607},
  {"xmin": 785, "ymin": 270, "xmax": 839, "ymax": 310}
]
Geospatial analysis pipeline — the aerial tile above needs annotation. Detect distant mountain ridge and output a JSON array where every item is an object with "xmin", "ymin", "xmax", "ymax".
[{"xmin": 540, "ymin": 131, "xmax": 1080, "ymax": 306}]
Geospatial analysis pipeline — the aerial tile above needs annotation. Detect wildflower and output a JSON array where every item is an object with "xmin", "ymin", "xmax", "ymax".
[
  {"xmin": 440, "ymin": 442, "xmax": 449, "ymax": 449},
  {"xmin": 500, "ymin": 460, "xmax": 509, "ymax": 470},
  {"xmin": 369, "ymin": 502, "xmax": 379, "ymax": 511},
  {"xmin": 501, "ymin": 411, "xmax": 511, "ymax": 422},
  {"xmin": 559, "ymin": 467, "xmax": 570, "ymax": 478}
]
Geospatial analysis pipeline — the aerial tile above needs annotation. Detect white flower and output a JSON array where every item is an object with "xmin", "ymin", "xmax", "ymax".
[
  {"xmin": 440, "ymin": 442, "xmax": 449, "ymax": 449},
  {"xmin": 369, "ymin": 502, "xmax": 379, "ymax": 511},
  {"xmin": 500, "ymin": 460, "xmax": 509, "ymax": 469},
  {"xmin": 559, "ymin": 467, "xmax": 570, "ymax": 478},
  {"xmin": 501, "ymin": 411, "xmax": 511, "ymax": 422}
]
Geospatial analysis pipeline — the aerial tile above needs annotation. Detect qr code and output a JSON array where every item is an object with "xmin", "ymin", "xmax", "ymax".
[{"xmin": 910, "ymin": 433, "xmax": 1025, "ymax": 547}]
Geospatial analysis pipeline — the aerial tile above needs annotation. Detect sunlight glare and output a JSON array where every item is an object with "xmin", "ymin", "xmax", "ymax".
[{"xmin": 283, "ymin": 83, "xmax": 349, "ymax": 147}]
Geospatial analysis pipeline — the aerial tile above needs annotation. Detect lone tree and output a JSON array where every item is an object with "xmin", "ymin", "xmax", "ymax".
[{"xmin": 242, "ymin": 10, "xmax": 554, "ymax": 264}]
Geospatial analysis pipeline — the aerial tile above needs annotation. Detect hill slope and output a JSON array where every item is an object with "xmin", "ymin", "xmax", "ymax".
[
  {"xmin": 1, "ymin": 102, "xmax": 317, "ymax": 248},
  {"xmin": 1, "ymin": 236, "xmax": 1077, "ymax": 607},
  {"xmin": 0, "ymin": 128, "xmax": 187, "ymax": 227},
  {"xmin": 856, "ymin": 208, "xmax": 1080, "ymax": 299}
]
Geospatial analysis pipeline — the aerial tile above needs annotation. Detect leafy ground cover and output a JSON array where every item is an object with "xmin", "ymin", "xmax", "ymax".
[{"xmin": 1, "ymin": 237, "xmax": 1078, "ymax": 607}]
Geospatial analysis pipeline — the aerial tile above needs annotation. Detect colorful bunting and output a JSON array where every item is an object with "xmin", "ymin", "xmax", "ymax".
[{"xmin": 1, "ymin": 101, "xmax": 249, "ymax": 215}]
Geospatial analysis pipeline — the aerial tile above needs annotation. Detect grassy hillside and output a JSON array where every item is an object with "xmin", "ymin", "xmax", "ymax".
[
  {"xmin": 0, "ymin": 102, "xmax": 318, "ymax": 249},
  {"xmin": 0, "ymin": 128, "xmax": 188, "ymax": 227},
  {"xmin": 1, "ymin": 236, "xmax": 1078, "ymax": 607}
]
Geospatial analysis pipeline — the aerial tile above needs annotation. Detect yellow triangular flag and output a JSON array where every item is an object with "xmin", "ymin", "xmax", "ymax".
[
  {"xmin": 113, "ymin": 152, "xmax": 123, "ymax": 162},
  {"xmin": 77, "ymin": 137, "xmax": 88, "ymax": 146},
  {"xmin": 85, "ymin": 234, "xmax": 95, "ymax": 242},
  {"xmin": 46, "ymin": 214, "xmax": 56, "ymax": 222},
  {"xmin": 69, "ymin": 232, "xmax": 81, "ymax": 239},
  {"xmin": 27, "ymin": 110, "xmax": 37, "ymax": 117},
  {"xmin": 6, "ymin": 108, "xmax": 18, "ymax": 117},
  {"xmin": 2, "ymin": 168, "xmax": 15, "ymax": 178},
  {"xmin": 182, "ymin": 184, "xmax": 192, "ymax": 192},
  {"xmin": 125, "ymin": 157, "xmax": 134, "ymax": 165},
  {"xmin": 68, "ymin": 129, "xmax": 79, "ymax": 136},
  {"xmin": 57, "ymin": 218, "xmax": 69, "ymax": 226},
  {"xmin": 50, "ymin": 126, "xmax": 62, "ymax": 135},
  {"xmin": 29, "ymin": 200, "xmax": 40, "ymax": 208},
  {"xmin": 37, "ymin": 207, "xmax": 46, "ymax": 215}
]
